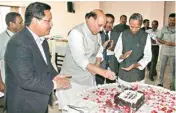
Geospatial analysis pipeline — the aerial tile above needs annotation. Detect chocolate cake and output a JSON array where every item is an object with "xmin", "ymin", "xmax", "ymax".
[{"xmin": 114, "ymin": 89, "xmax": 145, "ymax": 111}]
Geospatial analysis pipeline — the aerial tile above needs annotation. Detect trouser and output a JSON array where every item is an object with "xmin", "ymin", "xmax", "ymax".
[
  {"xmin": 45, "ymin": 107, "xmax": 48, "ymax": 113},
  {"xmin": 147, "ymin": 45, "xmax": 159, "ymax": 77},
  {"xmin": 159, "ymin": 55, "xmax": 175, "ymax": 85},
  {"xmin": 0, "ymin": 97, "xmax": 4, "ymax": 113}
]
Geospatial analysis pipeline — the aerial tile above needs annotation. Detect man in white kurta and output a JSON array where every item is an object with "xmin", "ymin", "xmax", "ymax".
[{"xmin": 56, "ymin": 9, "xmax": 116, "ymax": 111}]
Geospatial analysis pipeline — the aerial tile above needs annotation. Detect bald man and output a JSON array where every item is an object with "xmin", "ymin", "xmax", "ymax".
[{"xmin": 56, "ymin": 9, "xmax": 116, "ymax": 111}]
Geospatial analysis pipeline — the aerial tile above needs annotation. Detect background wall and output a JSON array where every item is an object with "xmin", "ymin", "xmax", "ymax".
[
  {"xmin": 100, "ymin": 1, "xmax": 165, "ymax": 29},
  {"xmin": 164, "ymin": 1, "xmax": 176, "ymax": 26},
  {"xmin": 0, "ymin": 1, "xmax": 175, "ymax": 39},
  {"xmin": 47, "ymin": 1, "xmax": 99, "ymax": 38}
]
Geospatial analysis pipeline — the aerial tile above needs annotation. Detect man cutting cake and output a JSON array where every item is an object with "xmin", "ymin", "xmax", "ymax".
[{"xmin": 56, "ymin": 9, "xmax": 116, "ymax": 113}]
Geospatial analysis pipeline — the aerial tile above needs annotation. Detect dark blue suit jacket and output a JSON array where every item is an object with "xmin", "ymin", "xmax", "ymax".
[
  {"xmin": 100, "ymin": 31, "xmax": 120, "ymax": 73},
  {"xmin": 4, "ymin": 27, "xmax": 58, "ymax": 113}
]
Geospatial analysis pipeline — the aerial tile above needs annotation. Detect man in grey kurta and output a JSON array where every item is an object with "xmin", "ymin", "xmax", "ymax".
[
  {"xmin": 114, "ymin": 13, "xmax": 152, "ymax": 83},
  {"xmin": 57, "ymin": 9, "xmax": 116, "ymax": 111},
  {"xmin": 157, "ymin": 13, "xmax": 175, "ymax": 88}
]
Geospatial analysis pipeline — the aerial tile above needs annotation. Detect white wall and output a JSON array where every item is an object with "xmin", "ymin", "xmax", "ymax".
[
  {"xmin": 99, "ymin": 1, "xmax": 165, "ymax": 29},
  {"xmin": 46, "ymin": 1, "xmax": 99, "ymax": 38},
  {"xmin": 164, "ymin": 1, "xmax": 176, "ymax": 26},
  {"xmin": 0, "ymin": 1, "xmax": 175, "ymax": 38},
  {"xmin": 0, "ymin": 1, "xmax": 99, "ymax": 38}
]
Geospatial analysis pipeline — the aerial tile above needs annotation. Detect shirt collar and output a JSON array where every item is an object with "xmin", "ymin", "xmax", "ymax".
[
  {"xmin": 166, "ymin": 25, "xmax": 176, "ymax": 32},
  {"xmin": 6, "ymin": 29, "xmax": 14, "ymax": 37},
  {"xmin": 26, "ymin": 27, "xmax": 45, "ymax": 45},
  {"xmin": 103, "ymin": 30, "xmax": 111, "ymax": 35}
]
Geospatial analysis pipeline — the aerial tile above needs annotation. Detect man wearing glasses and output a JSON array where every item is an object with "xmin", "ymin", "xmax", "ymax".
[
  {"xmin": 4, "ymin": 2, "xmax": 70, "ymax": 113},
  {"xmin": 114, "ymin": 13, "xmax": 152, "ymax": 84}
]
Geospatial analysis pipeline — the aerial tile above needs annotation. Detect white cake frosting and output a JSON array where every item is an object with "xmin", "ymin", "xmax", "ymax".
[{"xmin": 118, "ymin": 90, "xmax": 143, "ymax": 104}]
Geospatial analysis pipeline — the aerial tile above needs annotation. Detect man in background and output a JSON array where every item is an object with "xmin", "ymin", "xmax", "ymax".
[
  {"xmin": 0, "ymin": 12, "xmax": 23, "ymax": 92},
  {"xmin": 0, "ymin": 12, "xmax": 23, "ymax": 112},
  {"xmin": 113, "ymin": 15, "xmax": 129, "ymax": 33},
  {"xmin": 96, "ymin": 13, "xmax": 119, "ymax": 84},
  {"xmin": 141, "ymin": 19, "xmax": 151, "ymax": 31},
  {"xmin": 157, "ymin": 13, "xmax": 175, "ymax": 89},
  {"xmin": 146, "ymin": 20, "xmax": 160, "ymax": 81}
]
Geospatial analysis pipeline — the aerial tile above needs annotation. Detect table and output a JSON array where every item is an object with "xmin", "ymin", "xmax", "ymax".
[{"xmin": 56, "ymin": 83, "xmax": 176, "ymax": 113}]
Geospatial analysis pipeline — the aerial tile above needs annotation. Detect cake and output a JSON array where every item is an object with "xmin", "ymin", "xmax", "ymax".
[{"xmin": 114, "ymin": 89, "xmax": 145, "ymax": 111}]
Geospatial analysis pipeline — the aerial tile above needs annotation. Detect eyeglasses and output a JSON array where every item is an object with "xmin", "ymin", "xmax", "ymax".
[{"xmin": 41, "ymin": 19, "xmax": 53, "ymax": 24}]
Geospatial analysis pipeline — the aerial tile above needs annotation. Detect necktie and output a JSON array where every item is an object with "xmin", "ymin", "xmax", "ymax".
[
  {"xmin": 105, "ymin": 31, "xmax": 110, "ymax": 49},
  {"xmin": 105, "ymin": 31, "xmax": 109, "ymax": 41},
  {"xmin": 104, "ymin": 31, "xmax": 109, "ymax": 69}
]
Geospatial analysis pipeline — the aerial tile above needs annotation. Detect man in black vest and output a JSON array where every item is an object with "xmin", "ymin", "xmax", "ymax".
[{"xmin": 114, "ymin": 13, "xmax": 152, "ymax": 83}]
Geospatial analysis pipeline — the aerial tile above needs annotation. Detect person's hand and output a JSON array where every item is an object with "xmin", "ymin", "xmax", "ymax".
[
  {"xmin": 0, "ymin": 81, "xmax": 5, "ymax": 93},
  {"xmin": 104, "ymin": 70, "xmax": 116, "ymax": 80},
  {"xmin": 120, "ymin": 50, "xmax": 132, "ymax": 60},
  {"xmin": 103, "ymin": 40, "xmax": 111, "ymax": 48},
  {"xmin": 108, "ymin": 40, "xmax": 114, "ymax": 50},
  {"xmin": 89, "ymin": 70, "xmax": 96, "ymax": 75},
  {"xmin": 165, "ymin": 41, "xmax": 175, "ymax": 46},
  {"xmin": 122, "ymin": 64, "xmax": 136, "ymax": 71},
  {"xmin": 53, "ymin": 75, "xmax": 71, "ymax": 89}
]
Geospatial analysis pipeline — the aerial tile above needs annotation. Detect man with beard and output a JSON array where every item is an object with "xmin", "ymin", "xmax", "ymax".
[
  {"xmin": 96, "ymin": 13, "xmax": 119, "ymax": 84},
  {"xmin": 157, "ymin": 13, "xmax": 175, "ymax": 89}
]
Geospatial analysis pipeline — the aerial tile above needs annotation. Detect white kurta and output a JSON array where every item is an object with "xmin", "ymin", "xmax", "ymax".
[{"xmin": 56, "ymin": 23, "xmax": 103, "ymax": 109}]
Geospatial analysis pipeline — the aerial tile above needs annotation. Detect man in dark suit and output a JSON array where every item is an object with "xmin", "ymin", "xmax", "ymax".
[
  {"xmin": 4, "ymin": 2, "xmax": 70, "ymax": 113},
  {"xmin": 96, "ymin": 13, "xmax": 119, "ymax": 84},
  {"xmin": 141, "ymin": 19, "xmax": 152, "ymax": 31},
  {"xmin": 113, "ymin": 15, "xmax": 130, "ymax": 33}
]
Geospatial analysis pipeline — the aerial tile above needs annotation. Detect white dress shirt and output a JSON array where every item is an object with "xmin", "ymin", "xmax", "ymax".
[
  {"xmin": 114, "ymin": 32, "xmax": 152, "ymax": 70},
  {"xmin": 27, "ymin": 27, "xmax": 58, "ymax": 89},
  {"xmin": 146, "ymin": 29, "xmax": 160, "ymax": 45},
  {"xmin": 27, "ymin": 27, "xmax": 47, "ymax": 64},
  {"xmin": 103, "ymin": 30, "xmax": 115, "ymax": 55}
]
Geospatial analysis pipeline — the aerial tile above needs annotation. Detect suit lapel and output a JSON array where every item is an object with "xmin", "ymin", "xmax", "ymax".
[
  {"xmin": 110, "ymin": 31, "xmax": 114, "ymax": 40},
  {"xmin": 42, "ymin": 40, "xmax": 51, "ymax": 68},
  {"xmin": 24, "ymin": 28, "xmax": 48, "ymax": 68}
]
